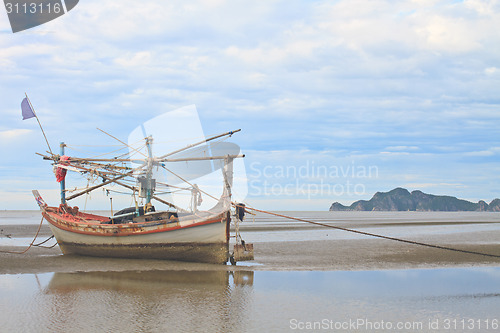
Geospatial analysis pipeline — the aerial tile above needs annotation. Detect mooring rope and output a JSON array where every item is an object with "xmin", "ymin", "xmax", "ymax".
[
  {"xmin": 0, "ymin": 217, "xmax": 45, "ymax": 254},
  {"xmin": 240, "ymin": 205, "xmax": 500, "ymax": 259},
  {"xmin": 33, "ymin": 235, "xmax": 56, "ymax": 248}
]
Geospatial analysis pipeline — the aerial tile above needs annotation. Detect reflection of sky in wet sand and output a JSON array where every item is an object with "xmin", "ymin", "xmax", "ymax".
[
  {"xmin": 1, "ymin": 268, "xmax": 499, "ymax": 332},
  {"xmin": 244, "ymin": 222, "xmax": 500, "ymax": 243},
  {"xmin": 240, "ymin": 211, "xmax": 500, "ymax": 244},
  {"xmin": 44, "ymin": 271, "xmax": 254, "ymax": 332},
  {"xmin": 0, "ymin": 270, "xmax": 254, "ymax": 332},
  {"xmin": 0, "ymin": 237, "xmax": 38, "ymax": 247}
]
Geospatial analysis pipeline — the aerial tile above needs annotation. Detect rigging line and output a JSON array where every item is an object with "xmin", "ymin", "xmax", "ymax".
[
  {"xmin": 66, "ymin": 172, "xmax": 134, "ymax": 201},
  {"xmin": 67, "ymin": 144, "xmax": 130, "ymax": 160},
  {"xmin": 124, "ymin": 141, "xmax": 151, "ymax": 157},
  {"xmin": 97, "ymin": 173, "xmax": 189, "ymax": 213},
  {"xmin": 64, "ymin": 145, "xmax": 99, "ymax": 155},
  {"xmin": 153, "ymin": 191, "xmax": 179, "ymax": 195},
  {"xmin": 0, "ymin": 217, "xmax": 45, "ymax": 254},
  {"xmin": 112, "ymin": 142, "xmax": 147, "ymax": 160},
  {"xmin": 129, "ymin": 136, "xmax": 151, "ymax": 147},
  {"xmin": 103, "ymin": 189, "xmax": 138, "ymax": 196},
  {"xmin": 155, "ymin": 187, "xmax": 190, "ymax": 194},
  {"xmin": 65, "ymin": 144, "xmax": 124, "ymax": 147},
  {"xmin": 160, "ymin": 164, "xmax": 219, "ymax": 202},
  {"xmin": 155, "ymin": 181, "xmax": 191, "ymax": 191},
  {"xmin": 126, "ymin": 145, "xmax": 147, "ymax": 159},
  {"xmin": 114, "ymin": 141, "xmax": 146, "ymax": 159},
  {"xmin": 97, "ymin": 127, "xmax": 148, "ymax": 158},
  {"xmin": 153, "ymin": 134, "xmax": 206, "ymax": 144},
  {"xmin": 165, "ymin": 192, "xmax": 192, "ymax": 196},
  {"xmin": 151, "ymin": 133, "xmax": 215, "ymax": 148},
  {"xmin": 66, "ymin": 179, "xmax": 126, "ymax": 193},
  {"xmin": 240, "ymin": 205, "xmax": 500, "ymax": 260}
]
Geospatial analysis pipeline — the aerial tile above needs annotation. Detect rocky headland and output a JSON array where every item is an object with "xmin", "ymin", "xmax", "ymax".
[{"xmin": 330, "ymin": 187, "xmax": 500, "ymax": 212}]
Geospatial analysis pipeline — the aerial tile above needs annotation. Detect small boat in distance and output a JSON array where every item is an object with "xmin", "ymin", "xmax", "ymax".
[{"xmin": 32, "ymin": 125, "xmax": 253, "ymax": 265}]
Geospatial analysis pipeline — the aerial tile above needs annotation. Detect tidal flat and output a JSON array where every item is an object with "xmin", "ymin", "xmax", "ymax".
[{"xmin": 1, "ymin": 211, "xmax": 500, "ymax": 332}]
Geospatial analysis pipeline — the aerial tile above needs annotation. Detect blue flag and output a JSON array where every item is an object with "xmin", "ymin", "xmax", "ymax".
[{"xmin": 21, "ymin": 97, "xmax": 36, "ymax": 120}]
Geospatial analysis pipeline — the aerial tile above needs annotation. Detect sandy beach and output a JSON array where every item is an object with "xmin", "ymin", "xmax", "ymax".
[{"xmin": 2, "ymin": 221, "xmax": 500, "ymax": 274}]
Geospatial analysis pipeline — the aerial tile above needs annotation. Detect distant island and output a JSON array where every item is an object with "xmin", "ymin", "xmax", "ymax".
[{"xmin": 330, "ymin": 187, "xmax": 500, "ymax": 212}]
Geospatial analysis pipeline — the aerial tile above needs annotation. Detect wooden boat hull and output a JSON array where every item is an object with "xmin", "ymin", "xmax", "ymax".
[{"xmin": 42, "ymin": 207, "xmax": 230, "ymax": 264}]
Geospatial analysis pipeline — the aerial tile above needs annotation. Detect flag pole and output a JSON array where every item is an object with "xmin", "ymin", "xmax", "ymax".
[{"xmin": 25, "ymin": 93, "xmax": 54, "ymax": 156}]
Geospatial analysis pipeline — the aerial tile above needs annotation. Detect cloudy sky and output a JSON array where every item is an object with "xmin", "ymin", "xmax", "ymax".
[{"xmin": 1, "ymin": 0, "xmax": 499, "ymax": 211}]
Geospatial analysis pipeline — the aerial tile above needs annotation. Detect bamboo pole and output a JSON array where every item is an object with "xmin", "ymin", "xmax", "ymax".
[
  {"xmin": 160, "ymin": 154, "xmax": 245, "ymax": 163},
  {"xmin": 66, "ymin": 154, "xmax": 244, "ymax": 163},
  {"xmin": 158, "ymin": 129, "xmax": 241, "ymax": 159},
  {"xmin": 68, "ymin": 157, "xmax": 146, "ymax": 163},
  {"xmin": 65, "ymin": 172, "xmax": 132, "ymax": 201}
]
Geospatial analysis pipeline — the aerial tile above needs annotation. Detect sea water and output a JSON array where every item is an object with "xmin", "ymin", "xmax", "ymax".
[{"xmin": 0, "ymin": 268, "xmax": 499, "ymax": 332}]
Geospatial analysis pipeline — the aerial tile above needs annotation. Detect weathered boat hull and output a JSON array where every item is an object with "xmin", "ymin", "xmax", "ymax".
[{"xmin": 42, "ymin": 207, "xmax": 230, "ymax": 264}]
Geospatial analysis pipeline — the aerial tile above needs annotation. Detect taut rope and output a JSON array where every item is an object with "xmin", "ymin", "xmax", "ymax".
[{"xmin": 241, "ymin": 205, "xmax": 500, "ymax": 259}]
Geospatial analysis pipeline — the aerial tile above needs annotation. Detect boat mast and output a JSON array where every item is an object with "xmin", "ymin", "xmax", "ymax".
[
  {"xmin": 60, "ymin": 142, "xmax": 66, "ymax": 204},
  {"xmin": 145, "ymin": 136, "xmax": 154, "ymax": 204}
]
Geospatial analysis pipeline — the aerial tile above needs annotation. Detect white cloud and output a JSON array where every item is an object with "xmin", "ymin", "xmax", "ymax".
[
  {"xmin": 463, "ymin": 147, "xmax": 500, "ymax": 157},
  {"xmin": 114, "ymin": 51, "xmax": 152, "ymax": 67},
  {"xmin": 224, "ymin": 39, "xmax": 321, "ymax": 65},
  {"xmin": 485, "ymin": 67, "xmax": 499, "ymax": 75},
  {"xmin": 380, "ymin": 151, "xmax": 411, "ymax": 156},
  {"xmin": 464, "ymin": 0, "xmax": 499, "ymax": 15},
  {"xmin": 0, "ymin": 129, "xmax": 32, "ymax": 140},
  {"xmin": 415, "ymin": 16, "xmax": 481, "ymax": 53},
  {"xmin": 385, "ymin": 146, "xmax": 420, "ymax": 152}
]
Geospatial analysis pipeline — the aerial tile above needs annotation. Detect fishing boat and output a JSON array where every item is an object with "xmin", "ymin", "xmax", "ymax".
[{"xmin": 31, "ymin": 115, "xmax": 253, "ymax": 264}]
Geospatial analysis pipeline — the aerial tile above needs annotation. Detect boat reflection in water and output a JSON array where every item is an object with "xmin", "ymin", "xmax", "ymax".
[{"xmin": 44, "ymin": 270, "xmax": 254, "ymax": 332}]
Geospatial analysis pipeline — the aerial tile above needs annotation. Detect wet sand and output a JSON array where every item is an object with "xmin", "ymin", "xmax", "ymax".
[{"xmin": 1, "ymin": 222, "xmax": 500, "ymax": 274}]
